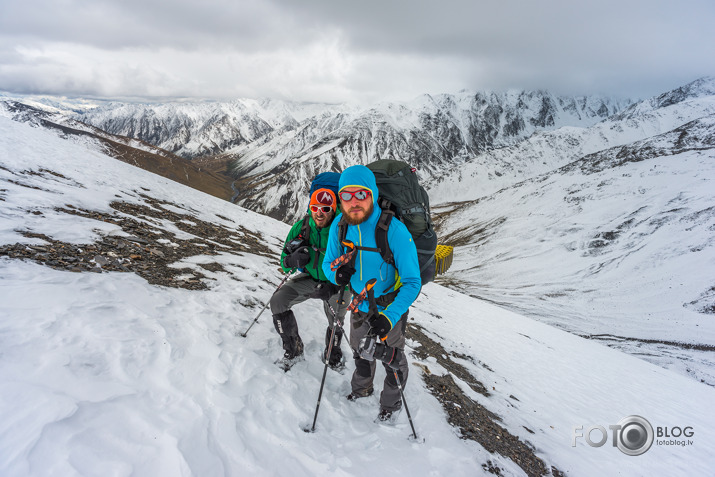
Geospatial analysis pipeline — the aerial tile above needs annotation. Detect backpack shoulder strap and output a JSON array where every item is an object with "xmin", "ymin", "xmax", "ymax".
[
  {"xmin": 299, "ymin": 214, "xmax": 322, "ymax": 271},
  {"xmin": 375, "ymin": 208, "xmax": 394, "ymax": 265},
  {"xmin": 300, "ymin": 215, "xmax": 311, "ymax": 239},
  {"xmin": 338, "ymin": 216, "xmax": 348, "ymax": 247},
  {"xmin": 335, "ymin": 216, "xmax": 359, "ymax": 294}
]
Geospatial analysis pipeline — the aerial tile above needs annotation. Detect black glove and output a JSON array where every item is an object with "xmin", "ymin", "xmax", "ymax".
[
  {"xmin": 283, "ymin": 246, "xmax": 310, "ymax": 269},
  {"xmin": 334, "ymin": 264, "xmax": 356, "ymax": 286},
  {"xmin": 311, "ymin": 282, "xmax": 340, "ymax": 301},
  {"xmin": 368, "ymin": 312, "xmax": 392, "ymax": 340}
]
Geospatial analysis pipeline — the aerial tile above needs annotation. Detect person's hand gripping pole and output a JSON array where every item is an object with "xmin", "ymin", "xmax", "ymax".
[{"xmin": 331, "ymin": 240, "xmax": 357, "ymax": 287}]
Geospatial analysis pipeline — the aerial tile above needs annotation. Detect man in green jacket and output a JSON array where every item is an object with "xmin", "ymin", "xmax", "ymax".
[{"xmin": 270, "ymin": 188, "xmax": 349, "ymax": 370}]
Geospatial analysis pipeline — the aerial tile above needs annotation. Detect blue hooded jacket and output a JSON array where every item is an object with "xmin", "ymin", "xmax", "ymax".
[{"xmin": 322, "ymin": 165, "xmax": 421, "ymax": 327}]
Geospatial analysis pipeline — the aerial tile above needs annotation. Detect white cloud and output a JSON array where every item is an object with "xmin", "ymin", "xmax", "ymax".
[{"xmin": 1, "ymin": 0, "xmax": 714, "ymax": 102}]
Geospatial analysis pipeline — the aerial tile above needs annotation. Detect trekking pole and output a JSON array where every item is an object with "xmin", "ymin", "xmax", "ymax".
[
  {"xmin": 239, "ymin": 269, "xmax": 294, "ymax": 338},
  {"xmin": 393, "ymin": 369, "xmax": 419, "ymax": 441},
  {"xmin": 306, "ymin": 286, "xmax": 347, "ymax": 433},
  {"xmin": 306, "ymin": 242, "xmax": 360, "ymax": 432},
  {"xmin": 364, "ymin": 282, "xmax": 420, "ymax": 441}
]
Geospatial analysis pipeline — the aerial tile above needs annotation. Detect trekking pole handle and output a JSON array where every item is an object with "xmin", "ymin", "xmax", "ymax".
[
  {"xmin": 365, "ymin": 278, "xmax": 379, "ymax": 316},
  {"xmin": 330, "ymin": 240, "xmax": 356, "ymax": 271}
]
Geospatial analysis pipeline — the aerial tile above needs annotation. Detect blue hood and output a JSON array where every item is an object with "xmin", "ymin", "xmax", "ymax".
[{"xmin": 338, "ymin": 165, "xmax": 379, "ymax": 207}]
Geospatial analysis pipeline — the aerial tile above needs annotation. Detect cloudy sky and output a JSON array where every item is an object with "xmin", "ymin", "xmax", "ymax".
[{"xmin": 1, "ymin": 0, "xmax": 714, "ymax": 104}]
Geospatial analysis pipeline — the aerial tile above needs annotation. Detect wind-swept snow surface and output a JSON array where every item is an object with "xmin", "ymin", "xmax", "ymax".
[{"xmin": 2, "ymin": 116, "xmax": 714, "ymax": 476}]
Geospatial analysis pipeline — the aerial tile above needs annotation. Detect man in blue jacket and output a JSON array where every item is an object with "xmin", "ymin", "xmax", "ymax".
[{"xmin": 322, "ymin": 164, "xmax": 421, "ymax": 421}]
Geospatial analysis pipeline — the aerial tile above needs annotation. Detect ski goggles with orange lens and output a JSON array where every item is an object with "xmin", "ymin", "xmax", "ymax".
[
  {"xmin": 310, "ymin": 205, "xmax": 333, "ymax": 213},
  {"xmin": 339, "ymin": 189, "xmax": 371, "ymax": 201}
]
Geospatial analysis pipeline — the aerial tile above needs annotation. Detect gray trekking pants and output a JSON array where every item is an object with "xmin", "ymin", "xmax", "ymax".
[
  {"xmin": 349, "ymin": 311, "xmax": 409, "ymax": 412},
  {"xmin": 269, "ymin": 273, "xmax": 348, "ymax": 330}
]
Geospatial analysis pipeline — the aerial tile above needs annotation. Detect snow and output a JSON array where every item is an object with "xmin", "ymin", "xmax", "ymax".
[
  {"xmin": 429, "ymin": 115, "xmax": 715, "ymax": 385},
  {"xmin": 2, "ymin": 115, "xmax": 715, "ymax": 476},
  {"xmin": 427, "ymin": 91, "xmax": 715, "ymax": 204}
]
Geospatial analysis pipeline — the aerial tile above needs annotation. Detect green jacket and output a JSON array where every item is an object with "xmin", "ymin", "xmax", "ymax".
[{"xmin": 280, "ymin": 215, "xmax": 334, "ymax": 281}]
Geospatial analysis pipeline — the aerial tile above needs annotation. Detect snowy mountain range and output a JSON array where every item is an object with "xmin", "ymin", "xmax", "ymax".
[
  {"xmin": 428, "ymin": 77, "xmax": 715, "ymax": 202},
  {"xmin": 72, "ymin": 90, "xmax": 626, "ymax": 159},
  {"xmin": 220, "ymin": 90, "xmax": 631, "ymax": 220},
  {"xmin": 1, "ymin": 78, "xmax": 713, "ymax": 390},
  {"xmin": 11, "ymin": 89, "xmax": 629, "ymax": 221},
  {"xmin": 2, "ymin": 111, "xmax": 714, "ymax": 477}
]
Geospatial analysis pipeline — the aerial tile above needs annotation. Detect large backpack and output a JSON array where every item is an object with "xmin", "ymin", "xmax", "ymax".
[
  {"xmin": 340, "ymin": 159, "xmax": 438, "ymax": 285},
  {"xmin": 308, "ymin": 171, "xmax": 340, "ymax": 201}
]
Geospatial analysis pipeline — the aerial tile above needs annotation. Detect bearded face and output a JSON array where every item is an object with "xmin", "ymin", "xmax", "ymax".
[
  {"xmin": 340, "ymin": 197, "xmax": 374, "ymax": 225},
  {"xmin": 310, "ymin": 206, "xmax": 335, "ymax": 228}
]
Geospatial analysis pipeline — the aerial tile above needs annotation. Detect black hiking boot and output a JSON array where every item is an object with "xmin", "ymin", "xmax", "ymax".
[
  {"xmin": 278, "ymin": 335, "xmax": 304, "ymax": 372},
  {"xmin": 346, "ymin": 386, "xmax": 374, "ymax": 402},
  {"xmin": 377, "ymin": 401, "xmax": 402, "ymax": 422},
  {"xmin": 273, "ymin": 310, "xmax": 303, "ymax": 371}
]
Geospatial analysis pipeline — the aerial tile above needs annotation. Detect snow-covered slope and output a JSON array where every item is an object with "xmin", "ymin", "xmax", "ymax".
[
  {"xmin": 0, "ymin": 100, "xmax": 173, "ymax": 158},
  {"xmin": 2, "ymin": 105, "xmax": 715, "ymax": 476},
  {"xmin": 433, "ymin": 114, "xmax": 715, "ymax": 384},
  {"xmin": 0, "ymin": 101, "xmax": 235, "ymax": 202}
]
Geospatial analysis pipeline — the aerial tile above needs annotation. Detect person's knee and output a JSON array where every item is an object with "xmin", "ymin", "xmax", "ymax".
[
  {"xmin": 270, "ymin": 289, "xmax": 292, "ymax": 314},
  {"xmin": 354, "ymin": 358, "xmax": 372, "ymax": 378},
  {"xmin": 385, "ymin": 366, "xmax": 405, "ymax": 385}
]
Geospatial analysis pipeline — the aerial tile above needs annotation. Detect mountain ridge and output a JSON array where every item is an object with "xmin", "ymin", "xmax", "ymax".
[{"xmin": 0, "ymin": 100, "xmax": 235, "ymax": 202}]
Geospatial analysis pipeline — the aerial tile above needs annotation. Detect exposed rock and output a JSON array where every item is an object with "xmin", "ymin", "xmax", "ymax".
[
  {"xmin": 0, "ymin": 196, "xmax": 275, "ymax": 290},
  {"xmin": 407, "ymin": 323, "xmax": 562, "ymax": 477}
]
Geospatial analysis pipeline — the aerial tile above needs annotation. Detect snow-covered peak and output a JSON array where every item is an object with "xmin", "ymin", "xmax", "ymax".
[
  {"xmin": 653, "ymin": 76, "xmax": 715, "ymax": 107},
  {"xmin": 0, "ymin": 91, "xmax": 105, "ymax": 115},
  {"xmin": 610, "ymin": 76, "xmax": 715, "ymax": 121}
]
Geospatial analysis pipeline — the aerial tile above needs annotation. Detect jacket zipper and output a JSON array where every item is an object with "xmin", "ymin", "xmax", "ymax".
[{"xmin": 357, "ymin": 224, "xmax": 363, "ymax": 281}]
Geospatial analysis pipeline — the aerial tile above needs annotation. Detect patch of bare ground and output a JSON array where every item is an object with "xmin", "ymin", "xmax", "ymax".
[
  {"xmin": 0, "ymin": 196, "xmax": 275, "ymax": 290},
  {"xmin": 407, "ymin": 323, "xmax": 564, "ymax": 477}
]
